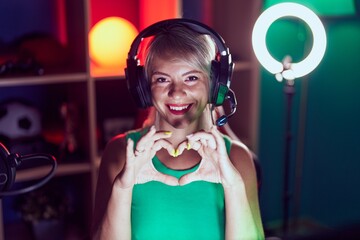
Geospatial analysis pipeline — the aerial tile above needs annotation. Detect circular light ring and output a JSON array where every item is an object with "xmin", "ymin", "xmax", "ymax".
[{"xmin": 252, "ymin": 2, "xmax": 327, "ymax": 79}]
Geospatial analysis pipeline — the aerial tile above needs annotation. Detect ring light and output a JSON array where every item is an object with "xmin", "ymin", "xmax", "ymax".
[
  {"xmin": 252, "ymin": 2, "xmax": 328, "ymax": 234},
  {"xmin": 252, "ymin": 2, "xmax": 327, "ymax": 79}
]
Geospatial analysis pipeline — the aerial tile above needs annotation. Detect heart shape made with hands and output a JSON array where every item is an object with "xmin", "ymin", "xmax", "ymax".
[
  {"xmin": 129, "ymin": 126, "xmax": 231, "ymax": 187},
  {"xmin": 135, "ymin": 141, "xmax": 222, "ymax": 186}
]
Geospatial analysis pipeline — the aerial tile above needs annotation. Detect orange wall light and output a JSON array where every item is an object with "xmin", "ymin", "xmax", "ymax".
[{"xmin": 89, "ymin": 17, "xmax": 138, "ymax": 71}]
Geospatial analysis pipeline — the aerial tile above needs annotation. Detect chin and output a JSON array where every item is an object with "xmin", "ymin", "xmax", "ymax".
[
  {"xmin": 167, "ymin": 117, "xmax": 200, "ymax": 130},
  {"xmin": 169, "ymin": 120, "xmax": 189, "ymax": 129}
]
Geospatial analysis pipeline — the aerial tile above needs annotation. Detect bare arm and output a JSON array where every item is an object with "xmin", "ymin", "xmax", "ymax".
[
  {"xmin": 225, "ymin": 141, "xmax": 264, "ymax": 239},
  {"xmin": 96, "ymin": 176, "xmax": 133, "ymax": 239},
  {"xmin": 92, "ymin": 135, "xmax": 130, "ymax": 239}
]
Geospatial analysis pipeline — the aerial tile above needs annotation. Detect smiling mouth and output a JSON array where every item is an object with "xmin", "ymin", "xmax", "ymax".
[{"xmin": 167, "ymin": 104, "xmax": 192, "ymax": 115}]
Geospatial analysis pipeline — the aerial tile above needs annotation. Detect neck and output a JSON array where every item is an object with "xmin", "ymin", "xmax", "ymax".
[{"xmin": 154, "ymin": 106, "xmax": 214, "ymax": 146}]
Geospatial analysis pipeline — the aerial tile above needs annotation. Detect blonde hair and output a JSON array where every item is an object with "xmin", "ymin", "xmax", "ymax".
[{"xmin": 143, "ymin": 25, "xmax": 217, "ymax": 81}]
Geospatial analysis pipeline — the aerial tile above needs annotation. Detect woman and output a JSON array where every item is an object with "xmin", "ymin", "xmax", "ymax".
[{"xmin": 92, "ymin": 19, "xmax": 264, "ymax": 240}]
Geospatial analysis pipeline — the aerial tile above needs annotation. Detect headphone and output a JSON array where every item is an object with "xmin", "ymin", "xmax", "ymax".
[
  {"xmin": 0, "ymin": 142, "xmax": 15, "ymax": 192},
  {"xmin": 0, "ymin": 142, "xmax": 57, "ymax": 197},
  {"xmin": 125, "ymin": 18, "xmax": 237, "ymax": 126}
]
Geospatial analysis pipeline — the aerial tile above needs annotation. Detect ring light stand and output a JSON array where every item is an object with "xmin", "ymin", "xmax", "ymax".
[{"xmin": 252, "ymin": 2, "xmax": 327, "ymax": 235}]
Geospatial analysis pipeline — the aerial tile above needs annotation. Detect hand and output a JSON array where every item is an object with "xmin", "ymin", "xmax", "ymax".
[
  {"xmin": 177, "ymin": 126, "xmax": 243, "ymax": 187},
  {"xmin": 118, "ymin": 126, "xmax": 179, "ymax": 188}
]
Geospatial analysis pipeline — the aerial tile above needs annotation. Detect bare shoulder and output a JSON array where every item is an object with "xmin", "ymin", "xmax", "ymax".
[
  {"xmin": 100, "ymin": 133, "xmax": 128, "ymax": 179},
  {"xmin": 228, "ymin": 139, "xmax": 258, "ymax": 187},
  {"xmin": 95, "ymin": 132, "xmax": 128, "ymax": 202},
  {"xmin": 228, "ymin": 139, "xmax": 253, "ymax": 167}
]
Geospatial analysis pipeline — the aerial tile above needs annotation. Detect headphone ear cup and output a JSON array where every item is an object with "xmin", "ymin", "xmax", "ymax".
[
  {"xmin": 126, "ymin": 60, "xmax": 152, "ymax": 108},
  {"xmin": 210, "ymin": 60, "xmax": 220, "ymax": 105},
  {"xmin": 210, "ymin": 60, "xmax": 229, "ymax": 106},
  {"xmin": 136, "ymin": 66, "xmax": 152, "ymax": 108}
]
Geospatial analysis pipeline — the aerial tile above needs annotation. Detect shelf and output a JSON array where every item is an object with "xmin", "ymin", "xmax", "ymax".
[
  {"xmin": 0, "ymin": 73, "xmax": 88, "ymax": 87},
  {"xmin": 90, "ymin": 62, "xmax": 125, "ymax": 79},
  {"xmin": 0, "ymin": 0, "xmax": 93, "ymax": 239},
  {"xmin": 93, "ymin": 74, "xmax": 126, "ymax": 81},
  {"xmin": 15, "ymin": 162, "xmax": 92, "ymax": 182}
]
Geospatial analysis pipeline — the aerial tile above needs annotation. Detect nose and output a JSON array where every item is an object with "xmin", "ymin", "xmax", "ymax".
[{"xmin": 168, "ymin": 81, "xmax": 186, "ymax": 99}]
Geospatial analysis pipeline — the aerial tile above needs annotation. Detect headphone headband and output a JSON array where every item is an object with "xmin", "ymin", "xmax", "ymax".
[
  {"xmin": 128, "ymin": 18, "xmax": 229, "ymax": 59},
  {"xmin": 125, "ymin": 18, "xmax": 234, "ymax": 109}
]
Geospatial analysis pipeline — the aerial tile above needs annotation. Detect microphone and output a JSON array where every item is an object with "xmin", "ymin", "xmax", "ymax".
[
  {"xmin": 0, "ymin": 142, "xmax": 57, "ymax": 197},
  {"xmin": 216, "ymin": 88, "xmax": 237, "ymax": 127}
]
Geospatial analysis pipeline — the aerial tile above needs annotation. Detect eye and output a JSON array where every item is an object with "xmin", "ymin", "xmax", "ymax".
[
  {"xmin": 157, "ymin": 77, "xmax": 167, "ymax": 83},
  {"xmin": 186, "ymin": 75, "xmax": 199, "ymax": 82},
  {"xmin": 152, "ymin": 76, "xmax": 168, "ymax": 84}
]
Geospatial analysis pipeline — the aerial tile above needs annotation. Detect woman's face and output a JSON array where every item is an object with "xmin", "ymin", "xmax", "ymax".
[{"xmin": 150, "ymin": 56, "xmax": 210, "ymax": 129}]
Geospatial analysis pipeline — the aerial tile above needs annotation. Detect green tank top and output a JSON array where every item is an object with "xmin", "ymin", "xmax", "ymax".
[{"xmin": 127, "ymin": 129, "xmax": 231, "ymax": 240}]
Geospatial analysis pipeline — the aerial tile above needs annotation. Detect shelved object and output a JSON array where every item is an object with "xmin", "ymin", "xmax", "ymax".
[
  {"xmin": 3, "ymin": 173, "xmax": 93, "ymax": 240},
  {"xmin": 0, "ymin": 1, "xmax": 261, "ymax": 239},
  {"xmin": 0, "ymin": 0, "xmax": 95, "ymax": 239},
  {"xmin": 0, "ymin": 81, "xmax": 94, "ymax": 238},
  {"xmin": 0, "ymin": 1, "xmax": 138, "ymax": 238}
]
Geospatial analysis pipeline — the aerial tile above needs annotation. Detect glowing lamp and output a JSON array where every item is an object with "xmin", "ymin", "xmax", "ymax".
[
  {"xmin": 252, "ymin": 3, "xmax": 327, "ymax": 234},
  {"xmin": 89, "ymin": 17, "xmax": 138, "ymax": 69},
  {"xmin": 252, "ymin": 2, "xmax": 327, "ymax": 80}
]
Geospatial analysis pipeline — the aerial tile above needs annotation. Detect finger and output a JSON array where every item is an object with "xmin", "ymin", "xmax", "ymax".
[
  {"xmin": 179, "ymin": 166, "xmax": 221, "ymax": 185},
  {"xmin": 210, "ymin": 126, "xmax": 228, "ymax": 156},
  {"xmin": 135, "ymin": 126, "xmax": 157, "ymax": 150},
  {"xmin": 186, "ymin": 138, "xmax": 212, "ymax": 152},
  {"xmin": 152, "ymin": 130, "xmax": 173, "ymax": 142},
  {"xmin": 186, "ymin": 140, "xmax": 201, "ymax": 151},
  {"xmin": 176, "ymin": 140, "xmax": 191, "ymax": 156},
  {"xmin": 152, "ymin": 139, "xmax": 175, "ymax": 156},
  {"xmin": 200, "ymin": 138, "xmax": 208, "ymax": 148},
  {"xmin": 187, "ymin": 131, "xmax": 216, "ymax": 150},
  {"xmin": 136, "ymin": 163, "xmax": 179, "ymax": 186},
  {"xmin": 137, "ymin": 126, "xmax": 172, "ymax": 151},
  {"xmin": 127, "ymin": 138, "xmax": 135, "ymax": 158},
  {"xmin": 179, "ymin": 171, "xmax": 202, "ymax": 186},
  {"xmin": 154, "ymin": 172, "xmax": 179, "ymax": 186},
  {"xmin": 179, "ymin": 158, "xmax": 222, "ymax": 185}
]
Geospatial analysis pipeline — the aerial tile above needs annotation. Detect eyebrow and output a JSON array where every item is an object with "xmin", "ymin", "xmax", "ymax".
[{"xmin": 152, "ymin": 70, "xmax": 203, "ymax": 77}]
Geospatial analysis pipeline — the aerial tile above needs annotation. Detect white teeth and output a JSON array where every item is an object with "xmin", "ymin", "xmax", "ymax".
[{"xmin": 169, "ymin": 105, "xmax": 189, "ymax": 111}]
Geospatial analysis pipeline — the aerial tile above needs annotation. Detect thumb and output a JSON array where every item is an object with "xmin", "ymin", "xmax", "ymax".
[
  {"xmin": 178, "ymin": 172, "xmax": 202, "ymax": 186},
  {"xmin": 155, "ymin": 172, "xmax": 180, "ymax": 186},
  {"xmin": 126, "ymin": 138, "xmax": 135, "ymax": 158}
]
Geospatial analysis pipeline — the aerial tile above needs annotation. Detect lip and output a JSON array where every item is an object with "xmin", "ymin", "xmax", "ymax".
[{"xmin": 167, "ymin": 104, "xmax": 192, "ymax": 115}]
